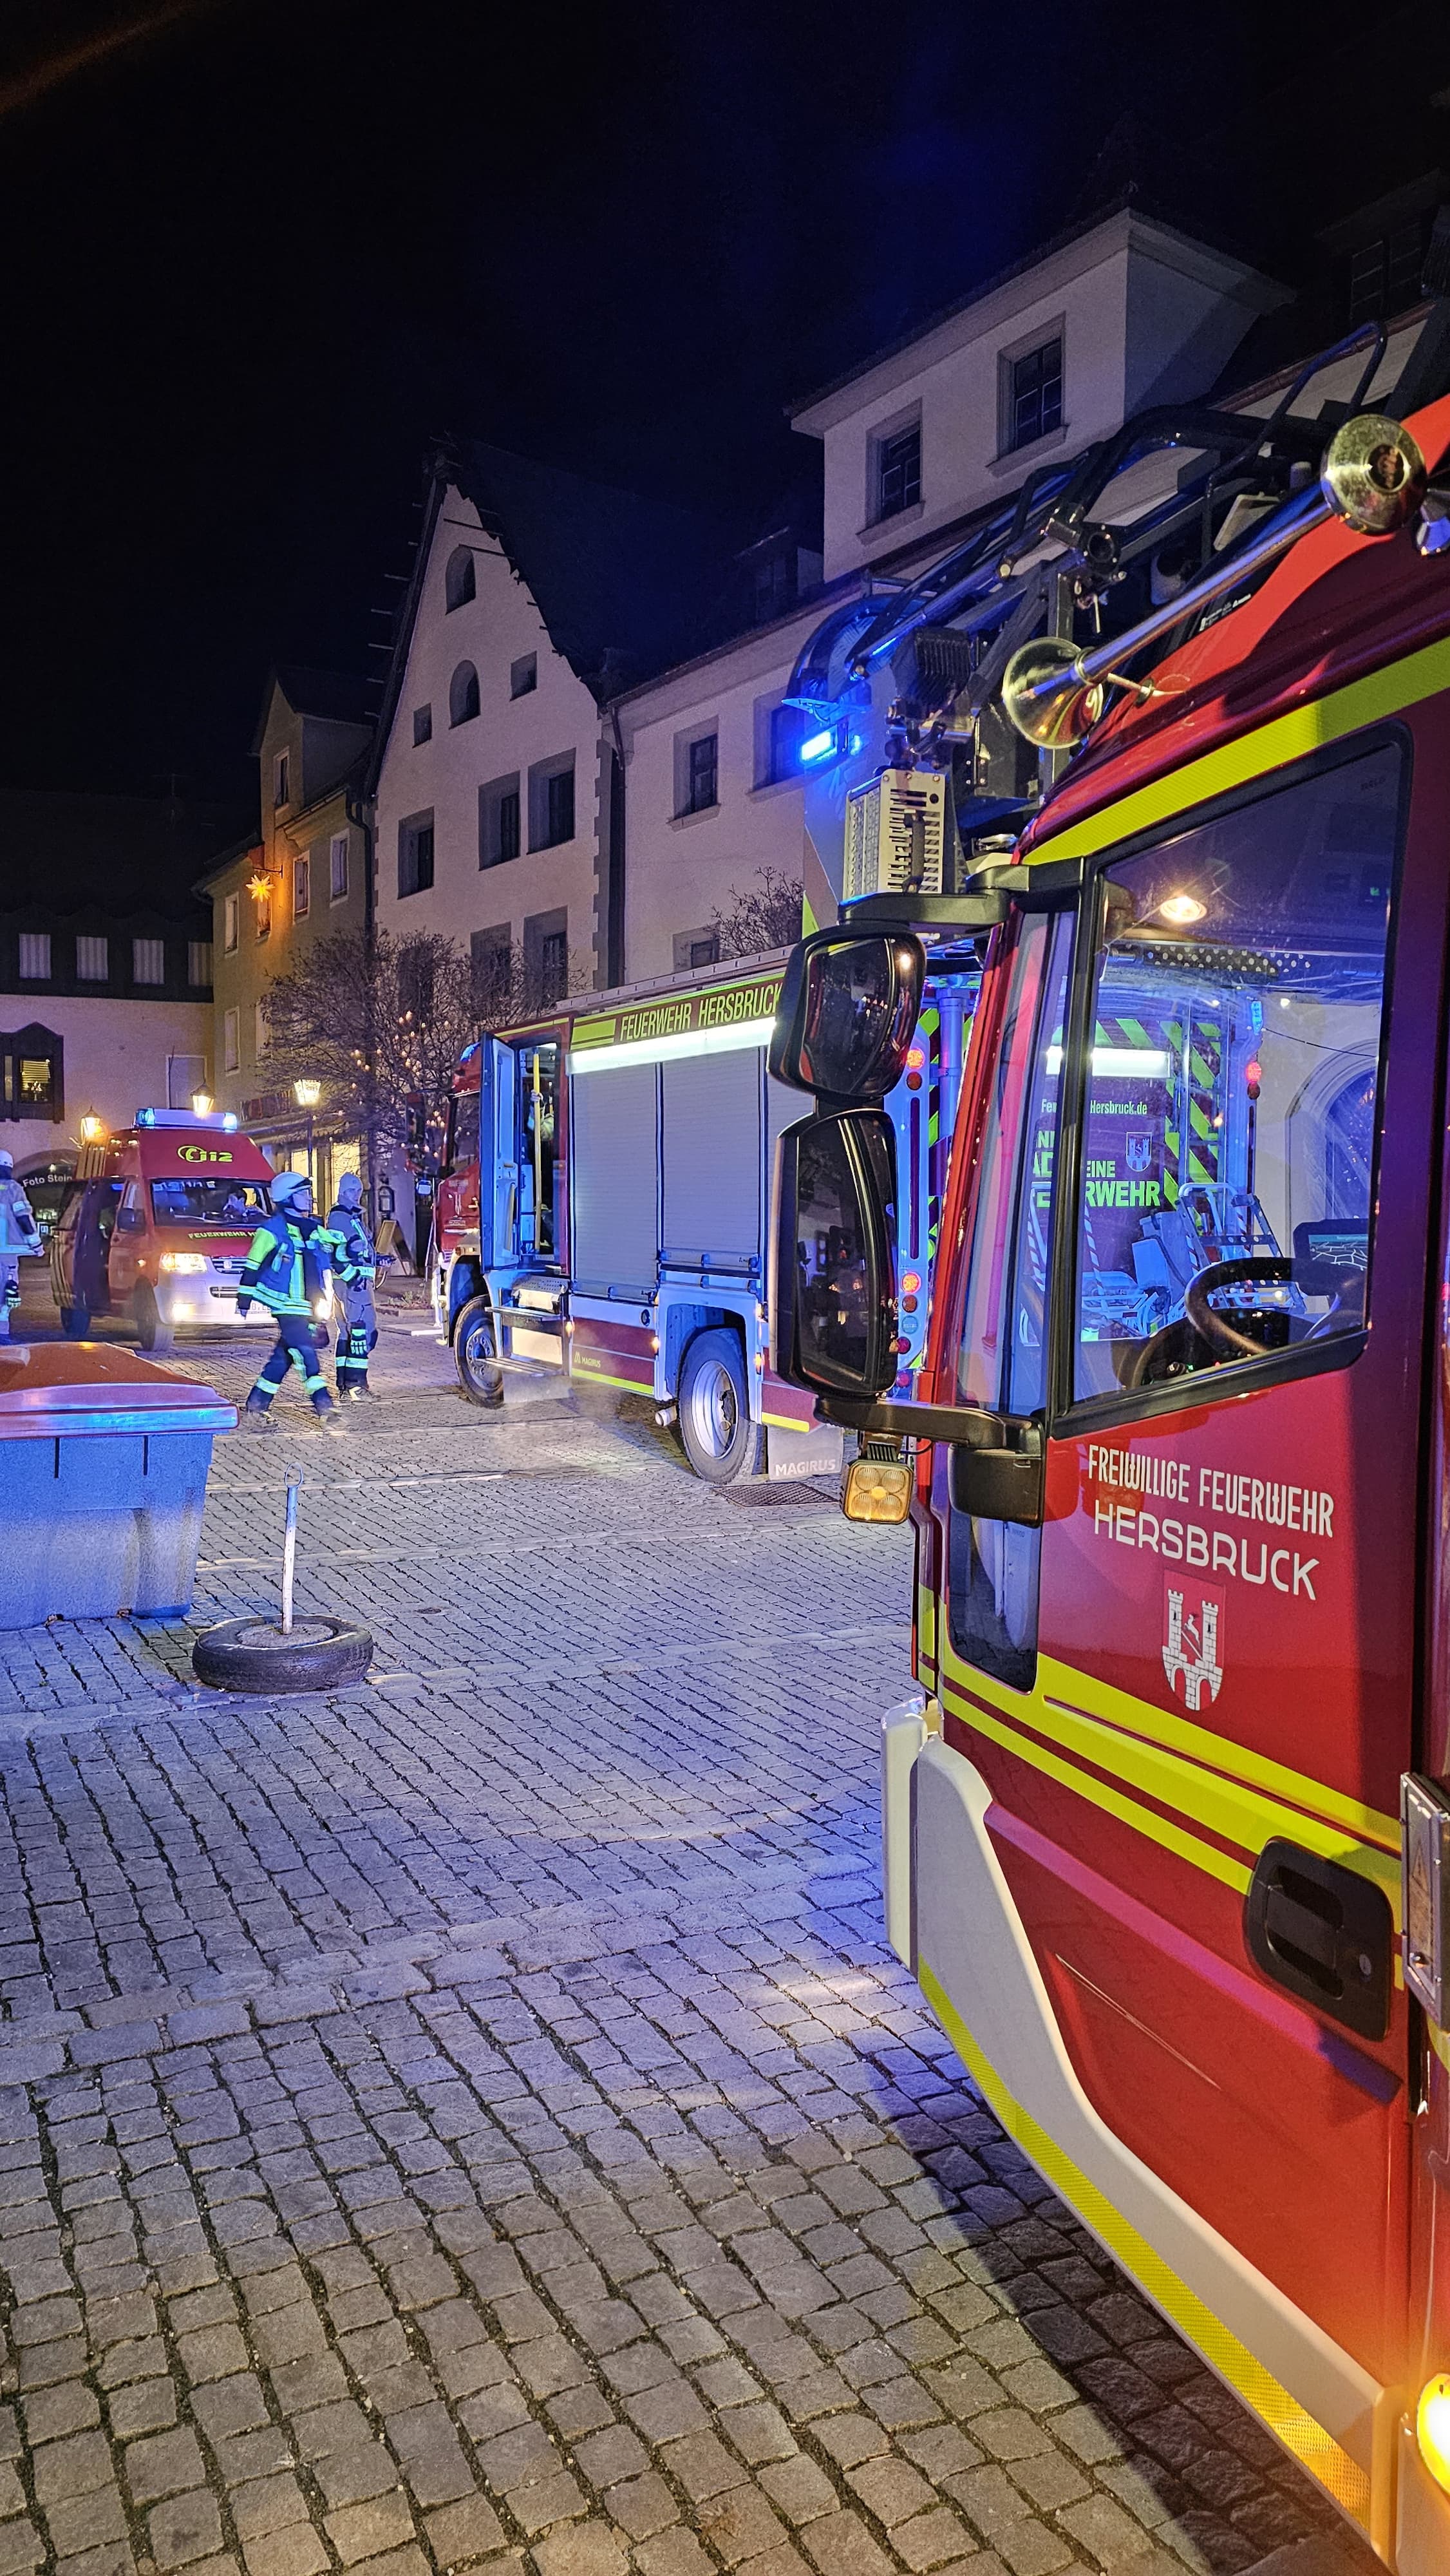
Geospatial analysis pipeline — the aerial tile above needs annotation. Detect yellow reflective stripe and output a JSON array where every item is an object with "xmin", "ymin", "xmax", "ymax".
[
  {"xmin": 945, "ymin": 1681, "xmax": 1252, "ymax": 1895},
  {"xmin": 1037, "ymin": 1652, "xmax": 1399, "ymax": 1853},
  {"xmin": 916, "ymin": 1958, "xmax": 1373, "ymax": 2531},
  {"xmin": 1028, "ymin": 1689, "xmax": 1401, "ymax": 1925},
  {"xmin": 943, "ymin": 1655, "xmax": 1401, "ymax": 1920},
  {"xmin": 762, "ymin": 1412, "xmax": 814, "ymax": 1430},
  {"xmin": 1024, "ymin": 632, "xmax": 1450, "ymax": 870},
  {"xmin": 570, "ymin": 1361, "xmax": 650, "ymax": 1393}
]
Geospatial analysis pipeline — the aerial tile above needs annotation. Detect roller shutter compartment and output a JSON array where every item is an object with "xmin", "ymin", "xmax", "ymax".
[
  {"xmin": 570, "ymin": 1061, "xmax": 659, "ymax": 1294},
  {"xmin": 663, "ymin": 1048, "xmax": 762, "ymax": 1267}
]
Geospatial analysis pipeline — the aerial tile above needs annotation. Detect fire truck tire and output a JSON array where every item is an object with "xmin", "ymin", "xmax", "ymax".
[
  {"xmin": 193, "ymin": 1615, "xmax": 373, "ymax": 1694},
  {"xmin": 678, "ymin": 1330, "xmax": 764, "ymax": 1484},
  {"xmin": 454, "ymin": 1294, "xmax": 504, "ymax": 1407},
  {"xmin": 135, "ymin": 1289, "xmax": 174, "ymax": 1354},
  {"xmin": 60, "ymin": 1303, "xmax": 90, "ymax": 1338}
]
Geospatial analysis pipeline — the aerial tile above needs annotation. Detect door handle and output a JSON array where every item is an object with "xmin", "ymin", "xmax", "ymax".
[
  {"xmin": 948, "ymin": 1416, "xmax": 1044, "ymax": 1526},
  {"xmin": 1244, "ymin": 1839, "xmax": 1392, "ymax": 2039}
]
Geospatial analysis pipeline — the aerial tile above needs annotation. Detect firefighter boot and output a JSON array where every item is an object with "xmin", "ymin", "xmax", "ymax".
[{"xmin": 244, "ymin": 1390, "xmax": 277, "ymax": 1435}]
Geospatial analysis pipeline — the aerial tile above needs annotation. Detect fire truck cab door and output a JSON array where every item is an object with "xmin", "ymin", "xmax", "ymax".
[
  {"xmin": 486, "ymin": 1039, "xmax": 520, "ymax": 1265},
  {"xmin": 925, "ymin": 728, "xmax": 1435, "ymax": 2532}
]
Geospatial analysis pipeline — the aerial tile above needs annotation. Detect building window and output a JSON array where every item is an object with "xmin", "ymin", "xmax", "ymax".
[
  {"xmin": 471, "ymin": 927, "xmax": 513, "ymax": 1018},
  {"xmin": 1348, "ymin": 219, "xmax": 1427, "ymax": 323},
  {"xmin": 876, "ymin": 421, "xmax": 921, "ymax": 520},
  {"xmin": 1, "ymin": 1027, "xmax": 62, "ymax": 1121},
  {"xmin": 445, "ymin": 547, "xmax": 476, "ymax": 611},
  {"xmin": 274, "ymin": 750, "xmax": 290, "ymax": 809},
  {"xmin": 683, "ymin": 733, "xmax": 718, "ymax": 816},
  {"xmin": 167, "ymin": 1054, "xmax": 206, "ymax": 1110},
  {"xmin": 254, "ymin": 880, "xmax": 271, "ymax": 940},
  {"xmin": 223, "ymin": 892, "xmax": 240, "ymax": 954},
  {"xmin": 293, "ymin": 854, "xmax": 310, "ymax": 919},
  {"xmin": 132, "ymin": 938, "xmax": 165, "ymax": 985},
  {"xmin": 540, "ymin": 929, "xmax": 568, "ymax": 1007},
  {"xmin": 399, "ymin": 950, "xmax": 434, "ymax": 1023},
  {"xmin": 1008, "ymin": 335, "xmax": 1063, "ymax": 451},
  {"xmin": 510, "ymin": 652, "xmax": 538, "ymax": 699},
  {"xmin": 479, "ymin": 773, "xmax": 522, "ymax": 869},
  {"xmin": 254, "ymin": 1000, "xmax": 268, "ymax": 1062},
  {"xmin": 75, "ymin": 935, "xmax": 109, "ymax": 981},
  {"xmin": 223, "ymin": 1007, "xmax": 240, "ymax": 1072},
  {"xmin": 674, "ymin": 929, "xmax": 720, "ymax": 972},
  {"xmin": 413, "ymin": 703, "xmax": 432, "ymax": 745},
  {"xmin": 528, "ymin": 755, "xmax": 575, "ymax": 851},
  {"xmin": 17, "ymin": 934, "xmax": 50, "ymax": 981},
  {"xmin": 188, "ymin": 941, "xmax": 212, "ymax": 988},
  {"xmin": 398, "ymin": 810, "xmax": 435, "ymax": 898},
  {"xmin": 766, "ymin": 703, "xmax": 805, "ymax": 784},
  {"xmin": 449, "ymin": 662, "xmax": 480, "ymax": 727},
  {"xmin": 753, "ymin": 551, "xmax": 793, "ymax": 623},
  {"xmin": 330, "ymin": 833, "xmax": 350, "ymax": 900}
]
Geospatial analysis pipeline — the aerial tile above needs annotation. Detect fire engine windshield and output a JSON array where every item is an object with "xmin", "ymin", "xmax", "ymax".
[
  {"xmin": 150, "ymin": 1179, "xmax": 270, "ymax": 1227},
  {"xmin": 1073, "ymin": 741, "xmax": 1401, "ymax": 1399}
]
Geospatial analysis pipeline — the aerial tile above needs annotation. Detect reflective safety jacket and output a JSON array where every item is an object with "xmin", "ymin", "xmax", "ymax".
[
  {"xmin": 239, "ymin": 1214, "xmax": 343, "ymax": 1318},
  {"xmin": 326, "ymin": 1204, "xmax": 377, "ymax": 1285}
]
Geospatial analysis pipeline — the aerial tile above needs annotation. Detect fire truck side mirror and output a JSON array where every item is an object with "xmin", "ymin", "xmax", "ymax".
[
  {"xmin": 769, "ymin": 929, "xmax": 926, "ymax": 1103},
  {"xmin": 770, "ymin": 1108, "xmax": 899, "ymax": 1399}
]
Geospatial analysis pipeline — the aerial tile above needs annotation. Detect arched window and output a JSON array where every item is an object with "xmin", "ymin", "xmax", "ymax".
[
  {"xmin": 449, "ymin": 661, "xmax": 480, "ymax": 726},
  {"xmin": 444, "ymin": 547, "xmax": 476, "ymax": 611}
]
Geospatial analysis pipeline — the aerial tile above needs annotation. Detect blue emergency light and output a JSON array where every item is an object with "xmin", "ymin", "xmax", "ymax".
[{"xmin": 136, "ymin": 1108, "xmax": 240, "ymax": 1131}]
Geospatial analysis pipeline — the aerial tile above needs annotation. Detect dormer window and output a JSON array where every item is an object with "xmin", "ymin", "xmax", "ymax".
[
  {"xmin": 445, "ymin": 547, "xmax": 476, "ymax": 611},
  {"xmin": 1007, "ymin": 334, "xmax": 1062, "ymax": 452},
  {"xmin": 874, "ymin": 421, "xmax": 921, "ymax": 522},
  {"xmin": 1348, "ymin": 218, "xmax": 1427, "ymax": 323}
]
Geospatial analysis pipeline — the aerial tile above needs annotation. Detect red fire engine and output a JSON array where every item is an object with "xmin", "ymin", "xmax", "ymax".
[{"xmin": 767, "ymin": 374, "xmax": 1450, "ymax": 2568}]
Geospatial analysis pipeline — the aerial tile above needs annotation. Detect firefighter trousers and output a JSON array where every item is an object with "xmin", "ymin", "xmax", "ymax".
[
  {"xmin": 247, "ymin": 1312, "xmax": 334, "ymax": 1414},
  {"xmin": 335, "ymin": 1279, "xmax": 377, "ymax": 1392}
]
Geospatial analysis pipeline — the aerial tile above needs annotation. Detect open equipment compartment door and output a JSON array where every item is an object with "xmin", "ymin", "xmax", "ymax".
[{"xmin": 916, "ymin": 715, "xmax": 1444, "ymax": 2550}]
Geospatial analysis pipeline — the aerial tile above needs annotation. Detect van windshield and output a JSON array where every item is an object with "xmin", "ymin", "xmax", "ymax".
[{"xmin": 150, "ymin": 1179, "xmax": 270, "ymax": 1227}]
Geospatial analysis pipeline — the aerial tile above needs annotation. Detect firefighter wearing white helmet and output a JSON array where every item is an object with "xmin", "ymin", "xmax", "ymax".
[
  {"xmin": 327, "ymin": 1171, "xmax": 385, "ymax": 1401},
  {"xmin": 236, "ymin": 1168, "xmax": 346, "ymax": 1432},
  {"xmin": 0, "ymin": 1153, "xmax": 41, "ymax": 1341}
]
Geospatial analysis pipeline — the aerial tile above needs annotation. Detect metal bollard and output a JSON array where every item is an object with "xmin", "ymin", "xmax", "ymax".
[{"xmin": 281, "ymin": 1470, "xmax": 302, "ymax": 1634}]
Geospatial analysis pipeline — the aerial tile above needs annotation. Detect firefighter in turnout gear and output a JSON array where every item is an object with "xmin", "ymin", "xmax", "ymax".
[
  {"xmin": 0, "ymin": 1153, "xmax": 40, "ymax": 1340},
  {"xmin": 237, "ymin": 1169, "xmax": 344, "ymax": 1432},
  {"xmin": 328, "ymin": 1171, "xmax": 382, "ymax": 1402}
]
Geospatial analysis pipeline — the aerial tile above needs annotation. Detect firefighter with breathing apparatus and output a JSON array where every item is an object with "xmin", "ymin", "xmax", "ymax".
[
  {"xmin": 0, "ymin": 1153, "xmax": 41, "ymax": 1340},
  {"xmin": 328, "ymin": 1171, "xmax": 385, "ymax": 1401},
  {"xmin": 237, "ymin": 1168, "xmax": 344, "ymax": 1431}
]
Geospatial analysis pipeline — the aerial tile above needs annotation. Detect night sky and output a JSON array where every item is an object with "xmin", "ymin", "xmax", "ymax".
[{"xmin": 1, "ymin": 0, "xmax": 1444, "ymax": 819}]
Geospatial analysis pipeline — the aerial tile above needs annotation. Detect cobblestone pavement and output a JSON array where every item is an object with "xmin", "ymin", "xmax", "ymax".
[{"xmin": 0, "ymin": 1320, "xmax": 1371, "ymax": 2576}]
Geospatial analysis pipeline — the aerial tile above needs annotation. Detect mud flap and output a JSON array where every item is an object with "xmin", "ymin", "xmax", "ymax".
[{"xmin": 767, "ymin": 1421, "xmax": 844, "ymax": 1481}]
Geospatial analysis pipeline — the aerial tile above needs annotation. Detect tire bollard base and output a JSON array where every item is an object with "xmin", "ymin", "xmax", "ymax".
[{"xmin": 192, "ymin": 1615, "xmax": 373, "ymax": 1694}]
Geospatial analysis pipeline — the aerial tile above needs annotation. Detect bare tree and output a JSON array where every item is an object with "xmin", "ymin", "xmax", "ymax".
[
  {"xmin": 263, "ymin": 930, "xmax": 477, "ymax": 1181},
  {"xmin": 708, "ymin": 865, "xmax": 803, "ymax": 961}
]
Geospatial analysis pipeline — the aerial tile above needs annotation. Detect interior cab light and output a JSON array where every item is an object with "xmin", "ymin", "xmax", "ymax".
[
  {"xmin": 1157, "ymin": 893, "xmax": 1207, "ymax": 925},
  {"xmin": 1417, "ymin": 2374, "xmax": 1450, "ymax": 2494}
]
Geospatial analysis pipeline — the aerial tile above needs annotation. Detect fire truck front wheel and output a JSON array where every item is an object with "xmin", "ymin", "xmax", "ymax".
[
  {"xmin": 678, "ymin": 1329, "xmax": 763, "ymax": 1484},
  {"xmin": 454, "ymin": 1294, "xmax": 504, "ymax": 1408}
]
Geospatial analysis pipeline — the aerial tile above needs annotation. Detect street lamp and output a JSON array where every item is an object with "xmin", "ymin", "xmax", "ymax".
[
  {"xmin": 294, "ymin": 1078, "xmax": 321, "ymax": 1189},
  {"xmin": 191, "ymin": 1090, "xmax": 214, "ymax": 1117},
  {"xmin": 78, "ymin": 1112, "xmax": 105, "ymax": 1145}
]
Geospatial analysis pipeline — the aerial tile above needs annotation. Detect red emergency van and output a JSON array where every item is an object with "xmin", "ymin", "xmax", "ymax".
[
  {"xmin": 50, "ymin": 1108, "xmax": 274, "ymax": 1352},
  {"xmin": 767, "ymin": 386, "xmax": 1450, "ymax": 2569}
]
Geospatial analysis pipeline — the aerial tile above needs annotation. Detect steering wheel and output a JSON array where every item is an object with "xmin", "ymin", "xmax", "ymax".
[{"xmin": 1183, "ymin": 1256, "xmax": 1293, "ymax": 1359}]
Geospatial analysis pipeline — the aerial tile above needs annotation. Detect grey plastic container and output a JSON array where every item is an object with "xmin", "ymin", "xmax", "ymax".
[{"xmin": 0, "ymin": 1346, "xmax": 236, "ymax": 1627}]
